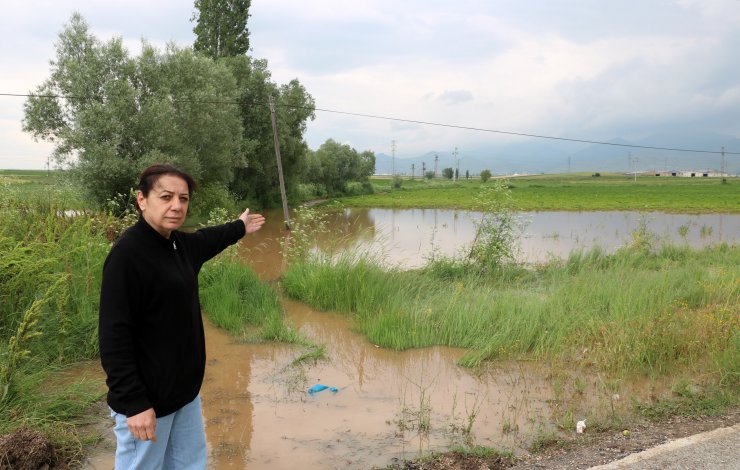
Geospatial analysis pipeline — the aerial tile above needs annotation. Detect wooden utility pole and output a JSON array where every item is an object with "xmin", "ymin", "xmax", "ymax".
[{"xmin": 268, "ymin": 95, "xmax": 290, "ymax": 230}]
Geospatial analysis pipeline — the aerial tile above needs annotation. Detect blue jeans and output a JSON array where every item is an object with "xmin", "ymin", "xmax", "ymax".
[{"xmin": 111, "ymin": 395, "xmax": 207, "ymax": 470}]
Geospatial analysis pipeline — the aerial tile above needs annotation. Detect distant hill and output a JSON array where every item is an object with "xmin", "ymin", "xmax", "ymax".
[{"xmin": 372, "ymin": 131, "xmax": 740, "ymax": 176}]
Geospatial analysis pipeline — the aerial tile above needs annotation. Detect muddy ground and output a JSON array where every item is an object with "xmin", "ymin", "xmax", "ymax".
[
  {"xmin": 388, "ymin": 408, "xmax": 740, "ymax": 470},
  {"xmin": 1, "ymin": 408, "xmax": 738, "ymax": 469},
  {"xmin": 0, "ymin": 427, "xmax": 66, "ymax": 470}
]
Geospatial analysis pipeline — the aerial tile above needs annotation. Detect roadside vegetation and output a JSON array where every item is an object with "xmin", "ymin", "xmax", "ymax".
[
  {"xmin": 283, "ymin": 240, "xmax": 738, "ymax": 380},
  {"xmin": 339, "ymin": 173, "xmax": 739, "ymax": 213},
  {"xmin": 0, "ymin": 178, "xmax": 298, "ymax": 466}
]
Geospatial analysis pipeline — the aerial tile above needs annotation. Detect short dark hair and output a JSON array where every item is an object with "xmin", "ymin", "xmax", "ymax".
[
  {"xmin": 136, "ymin": 164, "xmax": 197, "ymax": 211},
  {"xmin": 138, "ymin": 164, "xmax": 197, "ymax": 196}
]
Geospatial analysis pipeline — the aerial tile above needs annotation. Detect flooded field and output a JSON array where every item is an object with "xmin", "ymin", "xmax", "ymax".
[
  {"xmin": 311, "ymin": 208, "xmax": 739, "ymax": 267},
  {"xmin": 83, "ymin": 208, "xmax": 737, "ymax": 469}
]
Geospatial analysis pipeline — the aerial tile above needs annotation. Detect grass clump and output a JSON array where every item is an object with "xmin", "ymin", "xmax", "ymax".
[
  {"xmin": 635, "ymin": 382, "xmax": 738, "ymax": 420},
  {"xmin": 200, "ymin": 258, "xmax": 303, "ymax": 344},
  {"xmin": 282, "ymin": 242, "xmax": 739, "ymax": 387},
  {"xmin": 379, "ymin": 445, "xmax": 515, "ymax": 470}
]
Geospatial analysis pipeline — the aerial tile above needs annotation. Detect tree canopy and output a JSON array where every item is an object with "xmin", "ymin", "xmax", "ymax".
[
  {"xmin": 193, "ymin": 0, "xmax": 251, "ymax": 59},
  {"xmin": 23, "ymin": 13, "xmax": 244, "ymax": 208},
  {"xmin": 24, "ymin": 13, "xmax": 315, "ymax": 211},
  {"xmin": 225, "ymin": 56, "xmax": 315, "ymax": 207},
  {"xmin": 305, "ymin": 139, "xmax": 375, "ymax": 195}
]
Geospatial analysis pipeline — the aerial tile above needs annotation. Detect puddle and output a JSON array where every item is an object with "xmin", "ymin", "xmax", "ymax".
[
  {"xmin": 85, "ymin": 309, "xmax": 555, "ymax": 469},
  {"xmin": 206, "ymin": 304, "xmax": 558, "ymax": 469}
]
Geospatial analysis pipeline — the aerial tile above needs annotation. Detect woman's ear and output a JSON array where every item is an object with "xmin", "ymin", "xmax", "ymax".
[{"xmin": 136, "ymin": 191, "xmax": 146, "ymax": 212}]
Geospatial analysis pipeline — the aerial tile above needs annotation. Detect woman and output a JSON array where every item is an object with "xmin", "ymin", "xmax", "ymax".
[{"xmin": 99, "ymin": 164, "xmax": 265, "ymax": 469}]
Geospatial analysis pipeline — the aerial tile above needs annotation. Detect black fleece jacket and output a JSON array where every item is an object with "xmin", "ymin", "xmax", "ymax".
[{"xmin": 99, "ymin": 217, "xmax": 245, "ymax": 418}]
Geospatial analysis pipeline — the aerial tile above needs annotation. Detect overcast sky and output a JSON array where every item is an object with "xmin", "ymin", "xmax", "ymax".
[{"xmin": 1, "ymin": 0, "xmax": 739, "ymax": 169}]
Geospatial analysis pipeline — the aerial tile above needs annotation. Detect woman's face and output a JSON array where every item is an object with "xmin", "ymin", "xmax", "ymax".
[{"xmin": 137, "ymin": 174, "xmax": 190, "ymax": 238}]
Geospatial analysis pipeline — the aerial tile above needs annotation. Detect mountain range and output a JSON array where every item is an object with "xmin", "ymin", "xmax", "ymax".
[{"xmin": 373, "ymin": 131, "xmax": 740, "ymax": 176}]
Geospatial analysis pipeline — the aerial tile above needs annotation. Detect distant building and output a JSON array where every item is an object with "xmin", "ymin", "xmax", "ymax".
[{"xmin": 654, "ymin": 170, "xmax": 728, "ymax": 177}]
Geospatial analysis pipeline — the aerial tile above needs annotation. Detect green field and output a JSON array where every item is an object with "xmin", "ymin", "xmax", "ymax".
[
  {"xmin": 5, "ymin": 170, "xmax": 737, "ymax": 213},
  {"xmin": 0, "ymin": 169, "xmax": 86, "ymax": 209},
  {"xmin": 340, "ymin": 173, "xmax": 739, "ymax": 213}
]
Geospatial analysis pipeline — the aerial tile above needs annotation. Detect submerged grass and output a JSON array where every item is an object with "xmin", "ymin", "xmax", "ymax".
[{"xmin": 281, "ymin": 243, "xmax": 739, "ymax": 390}]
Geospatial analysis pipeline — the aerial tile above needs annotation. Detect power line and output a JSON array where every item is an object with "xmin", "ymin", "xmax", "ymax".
[
  {"xmin": 2, "ymin": 92, "xmax": 738, "ymax": 156},
  {"xmin": 305, "ymin": 106, "xmax": 738, "ymax": 155}
]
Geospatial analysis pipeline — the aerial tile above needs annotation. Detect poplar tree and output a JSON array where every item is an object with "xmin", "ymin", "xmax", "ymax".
[{"xmin": 192, "ymin": 0, "xmax": 251, "ymax": 58}]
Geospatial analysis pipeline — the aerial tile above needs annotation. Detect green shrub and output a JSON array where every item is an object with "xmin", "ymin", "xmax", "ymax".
[{"xmin": 191, "ymin": 182, "xmax": 236, "ymax": 218}]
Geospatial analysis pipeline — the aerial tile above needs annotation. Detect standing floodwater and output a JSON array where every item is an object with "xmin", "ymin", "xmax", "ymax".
[
  {"xmin": 84, "ymin": 208, "xmax": 737, "ymax": 469},
  {"xmin": 210, "ymin": 208, "xmax": 739, "ymax": 277},
  {"xmin": 201, "ymin": 301, "xmax": 555, "ymax": 469},
  {"xmin": 314, "ymin": 209, "xmax": 739, "ymax": 267}
]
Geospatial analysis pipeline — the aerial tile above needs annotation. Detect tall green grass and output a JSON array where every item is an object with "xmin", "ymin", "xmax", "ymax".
[
  {"xmin": 0, "ymin": 182, "xmax": 302, "ymax": 462},
  {"xmin": 281, "ymin": 243, "xmax": 739, "ymax": 388},
  {"xmin": 0, "ymin": 185, "xmax": 113, "ymax": 460},
  {"xmin": 200, "ymin": 259, "xmax": 304, "ymax": 344}
]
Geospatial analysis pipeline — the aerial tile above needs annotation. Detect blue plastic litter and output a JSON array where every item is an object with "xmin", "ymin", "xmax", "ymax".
[{"xmin": 308, "ymin": 383, "xmax": 338, "ymax": 395}]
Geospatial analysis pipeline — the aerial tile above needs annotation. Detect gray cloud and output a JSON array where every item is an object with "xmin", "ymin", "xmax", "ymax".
[{"xmin": 3, "ymin": 0, "xmax": 740, "ymax": 169}]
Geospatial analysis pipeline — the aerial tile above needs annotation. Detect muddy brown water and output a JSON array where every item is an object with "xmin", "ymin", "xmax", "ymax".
[
  {"xmin": 82, "ymin": 209, "xmax": 724, "ymax": 468},
  {"xmin": 85, "ymin": 309, "xmax": 555, "ymax": 470}
]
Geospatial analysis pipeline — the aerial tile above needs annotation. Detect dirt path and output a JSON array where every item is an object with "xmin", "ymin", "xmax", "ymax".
[{"xmin": 392, "ymin": 409, "xmax": 740, "ymax": 470}]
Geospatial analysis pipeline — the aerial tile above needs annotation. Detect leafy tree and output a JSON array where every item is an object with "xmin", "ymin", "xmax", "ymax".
[
  {"xmin": 424, "ymin": 171, "xmax": 435, "ymax": 180},
  {"xmin": 223, "ymin": 56, "xmax": 315, "ymax": 207},
  {"xmin": 480, "ymin": 169, "xmax": 492, "ymax": 182},
  {"xmin": 304, "ymin": 139, "xmax": 375, "ymax": 195},
  {"xmin": 191, "ymin": 0, "xmax": 315, "ymax": 209},
  {"xmin": 192, "ymin": 0, "xmax": 251, "ymax": 59},
  {"xmin": 442, "ymin": 167, "xmax": 454, "ymax": 179},
  {"xmin": 23, "ymin": 14, "xmax": 244, "ymax": 209}
]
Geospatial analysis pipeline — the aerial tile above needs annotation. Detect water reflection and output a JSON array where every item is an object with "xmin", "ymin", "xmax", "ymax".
[{"xmin": 294, "ymin": 209, "xmax": 738, "ymax": 267}]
